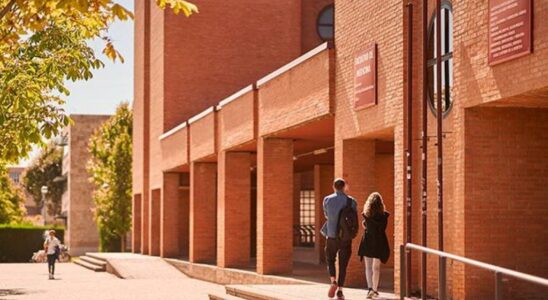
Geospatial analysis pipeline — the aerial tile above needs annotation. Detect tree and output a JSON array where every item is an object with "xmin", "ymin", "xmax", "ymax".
[
  {"xmin": 87, "ymin": 103, "xmax": 132, "ymax": 252},
  {"xmin": 0, "ymin": 0, "xmax": 197, "ymax": 164},
  {"xmin": 0, "ymin": 167, "xmax": 25, "ymax": 224},
  {"xmin": 21, "ymin": 143, "xmax": 64, "ymax": 216}
]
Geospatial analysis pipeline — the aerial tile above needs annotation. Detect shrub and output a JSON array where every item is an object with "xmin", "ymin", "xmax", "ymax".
[{"xmin": 0, "ymin": 224, "xmax": 64, "ymax": 262}]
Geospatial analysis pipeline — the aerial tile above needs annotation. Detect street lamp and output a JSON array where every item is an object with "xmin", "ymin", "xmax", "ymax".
[{"xmin": 41, "ymin": 185, "xmax": 48, "ymax": 225}]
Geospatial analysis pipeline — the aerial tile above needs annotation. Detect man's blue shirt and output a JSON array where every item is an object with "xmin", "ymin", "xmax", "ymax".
[{"xmin": 321, "ymin": 191, "xmax": 357, "ymax": 238}]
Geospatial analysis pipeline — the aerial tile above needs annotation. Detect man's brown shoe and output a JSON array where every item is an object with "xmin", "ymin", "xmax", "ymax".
[{"xmin": 328, "ymin": 281, "xmax": 338, "ymax": 298}]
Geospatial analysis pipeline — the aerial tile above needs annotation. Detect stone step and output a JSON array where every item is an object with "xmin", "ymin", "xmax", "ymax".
[
  {"xmin": 208, "ymin": 292, "xmax": 245, "ymax": 300},
  {"xmin": 80, "ymin": 255, "xmax": 107, "ymax": 267},
  {"xmin": 84, "ymin": 252, "xmax": 108, "ymax": 262},
  {"xmin": 225, "ymin": 286, "xmax": 273, "ymax": 300},
  {"xmin": 74, "ymin": 257, "xmax": 106, "ymax": 272}
]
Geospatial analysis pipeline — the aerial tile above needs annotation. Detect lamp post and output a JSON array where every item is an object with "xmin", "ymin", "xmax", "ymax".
[{"xmin": 41, "ymin": 185, "xmax": 48, "ymax": 225}]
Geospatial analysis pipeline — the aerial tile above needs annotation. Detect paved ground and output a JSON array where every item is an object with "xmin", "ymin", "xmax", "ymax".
[
  {"xmin": 0, "ymin": 263, "xmax": 225, "ymax": 300},
  {"xmin": 226, "ymin": 284, "xmax": 399, "ymax": 300}
]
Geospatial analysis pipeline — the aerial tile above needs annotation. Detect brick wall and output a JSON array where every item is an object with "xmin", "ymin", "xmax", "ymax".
[
  {"xmin": 453, "ymin": 0, "xmax": 548, "ymax": 107},
  {"xmin": 258, "ymin": 49, "xmax": 332, "ymax": 137},
  {"xmin": 189, "ymin": 111, "xmax": 217, "ymax": 161},
  {"xmin": 462, "ymin": 107, "xmax": 548, "ymax": 299},
  {"xmin": 218, "ymin": 89, "xmax": 256, "ymax": 151},
  {"xmin": 160, "ymin": 125, "xmax": 188, "ymax": 172}
]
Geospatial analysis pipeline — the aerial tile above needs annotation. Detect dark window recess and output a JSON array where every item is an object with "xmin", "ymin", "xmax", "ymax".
[
  {"xmin": 427, "ymin": 1, "xmax": 453, "ymax": 117},
  {"xmin": 317, "ymin": 5, "xmax": 334, "ymax": 41}
]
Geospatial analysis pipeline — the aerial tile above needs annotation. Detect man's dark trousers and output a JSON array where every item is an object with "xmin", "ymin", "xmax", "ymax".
[{"xmin": 325, "ymin": 237, "xmax": 352, "ymax": 286}]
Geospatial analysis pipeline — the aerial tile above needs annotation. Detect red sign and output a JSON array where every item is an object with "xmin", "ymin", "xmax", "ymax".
[
  {"xmin": 488, "ymin": 0, "xmax": 533, "ymax": 65},
  {"xmin": 354, "ymin": 44, "xmax": 377, "ymax": 110}
]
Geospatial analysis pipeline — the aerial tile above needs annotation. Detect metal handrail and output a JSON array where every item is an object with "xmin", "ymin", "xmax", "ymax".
[{"xmin": 400, "ymin": 243, "xmax": 548, "ymax": 300}]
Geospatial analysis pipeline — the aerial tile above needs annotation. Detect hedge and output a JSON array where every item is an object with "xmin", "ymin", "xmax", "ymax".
[{"xmin": 0, "ymin": 224, "xmax": 64, "ymax": 262}]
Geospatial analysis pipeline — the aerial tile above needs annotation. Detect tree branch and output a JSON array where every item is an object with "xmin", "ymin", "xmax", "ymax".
[{"xmin": 0, "ymin": 0, "xmax": 16, "ymax": 21}]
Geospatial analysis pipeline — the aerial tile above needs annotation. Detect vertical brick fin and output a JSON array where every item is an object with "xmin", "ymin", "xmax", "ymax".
[
  {"xmin": 257, "ymin": 138, "xmax": 294, "ymax": 275},
  {"xmin": 217, "ymin": 151, "xmax": 251, "ymax": 268},
  {"xmin": 189, "ymin": 162, "xmax": 217, "ymax": 263}
]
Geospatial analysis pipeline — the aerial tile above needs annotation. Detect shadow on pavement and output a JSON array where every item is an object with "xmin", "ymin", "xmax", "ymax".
[{"xmin": 0, "ymin": 288, "xmax": 27, "ymax": 296}]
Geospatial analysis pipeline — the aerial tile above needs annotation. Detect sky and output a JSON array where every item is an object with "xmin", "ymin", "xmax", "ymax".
[{"xmin": 64, "ymin": 1, "xmax": 134, "ymax": 115}]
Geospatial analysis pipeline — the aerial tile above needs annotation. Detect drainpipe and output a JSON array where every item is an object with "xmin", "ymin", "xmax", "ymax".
[
  {"xmin": 435, "ymin": 0, "xmax": 446, "ymax": 299},
  {"xmin": 405, "ymin": 2, "xmax": 414, "ymax": 297},
  {"xmin": 421, "ymin": 0, "xmax": 428, "ymax": 299}
]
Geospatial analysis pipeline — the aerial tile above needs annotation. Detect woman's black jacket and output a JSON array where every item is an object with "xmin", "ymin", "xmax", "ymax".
[{"xmin": 358, "ymin": 211, "xmax": 390, "ymax": 263}]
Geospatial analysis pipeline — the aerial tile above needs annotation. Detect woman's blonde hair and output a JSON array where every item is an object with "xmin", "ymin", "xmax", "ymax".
[{"xmin": 363, "ymin": 192, "xmax": 385, "ymax": 218}]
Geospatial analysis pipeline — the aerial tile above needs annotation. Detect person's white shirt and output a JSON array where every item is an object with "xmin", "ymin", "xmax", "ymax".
[{"xmin": 44, "ymin": 237, "xmax": 61, "ymax": 255}]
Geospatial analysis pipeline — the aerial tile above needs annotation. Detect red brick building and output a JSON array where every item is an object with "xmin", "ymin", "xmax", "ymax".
[{"xmin": 132, "ymin": 0, "xmax": 547, "ymax": 298}]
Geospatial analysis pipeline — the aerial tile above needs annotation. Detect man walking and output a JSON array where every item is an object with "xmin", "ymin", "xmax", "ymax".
[{"xmin": 321, "ymin": 178, "xmax": 358, "ymax": 300}]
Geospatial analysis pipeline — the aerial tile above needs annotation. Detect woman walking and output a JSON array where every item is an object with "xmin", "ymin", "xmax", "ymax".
[
  {"xmin": 44, "ymin": 230, "xmax": 61, "ymax": 279},
  {"xmin": 358, "ymin": 192, "xmax": 390, "ymax": 299}
]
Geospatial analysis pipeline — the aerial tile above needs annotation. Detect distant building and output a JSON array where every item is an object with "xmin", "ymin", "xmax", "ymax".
[
  {"xmin": 61, "ymin": 114, "xmax": 110, "ymax": 256},
  {"xmin": 7, "ymin": 166, "xmax": 39, "ymax": 215}
]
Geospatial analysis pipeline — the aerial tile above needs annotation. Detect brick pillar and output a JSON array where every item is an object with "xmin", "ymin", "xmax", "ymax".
[
  {"xmin": 217, "ymin": 151, "xmax": 251, "ymax": 268},
  {"xmin": 314, "ymin": 164, "xmax": 334, "ymax": 264},
  {"xmin": 160, "ymin": 173, "xmax": 180, "ymax": 258},
  {"xmin": 293, "ymin": 173, "xmax": 302, "ymax": 246},
  {"xmin": 132, "ymin": 194, "xmax": 142, "ymax": 253},
  {"xmin": 189, "ymin": 162, "xmax": 217, "ymax": 263},
  {"xmin": 179, "ymin": 180, "xmax": 190, "ymax": 258},
  {"xmin": 141, "ymin": 193, "xmax": 150, "ymax": 254},
  {"xmin": 339, "ymin": 139, "xmax": 375, "ymax": 287},
  {"xmin": 149, "ymin": 188, "xmax": 161, "ymax": 256},
  {"xmin": 257, "ymin": 138, "xmax": 294, "ymax": 275}
]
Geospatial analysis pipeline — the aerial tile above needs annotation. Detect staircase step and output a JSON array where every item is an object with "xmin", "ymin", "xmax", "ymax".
[
  {"xmin": 225, "ymin": 287, "xmax": 270, "ymax": 300},
  {"xmin": 208, "ymin": 293, "xmax": 245, "ymax": 300},
  {"xmin": 84, "ymin": 252, "xmax": 108, "ymax": 262},
  {"xmin": 80, "ymin": 255, "xmax": 107, "ymax": 267},
  {"xmin": 74, "ymin": 258, "xmax": 106, "ymax": 272}
]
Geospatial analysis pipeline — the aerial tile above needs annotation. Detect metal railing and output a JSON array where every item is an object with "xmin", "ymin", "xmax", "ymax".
[
  {"xmin": 400, "ymin": 243, "xmax": 548, "ymax": 300},
  {"xmin": 293, "ymin": 225, "xmax": 315, "ymax": 247}
]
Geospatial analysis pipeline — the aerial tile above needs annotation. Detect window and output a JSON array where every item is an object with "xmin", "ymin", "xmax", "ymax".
[
  {"xmin": 427, "ymin": 1, "xmax": 453, "ymax": 117},
  {"xmin": 317, "ymin": 5, "xmax": 334, "ymax": 41},
  {"xmin": 295, "ymin": 190, "xmax": 315, "ymax": 246},
  {"xmin": 299, "ymin": 190, "xmax": 315, "ymax": 226},
  {"xmin": 9, "ymin": 172, "xmax": 19, "ymax": 184}
]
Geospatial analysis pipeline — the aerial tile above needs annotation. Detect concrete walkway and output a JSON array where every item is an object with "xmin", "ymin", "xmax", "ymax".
[
  {"xmin": 86, "ymin": 252, "xmax": 184, "ymax": 279},
  {"xmin": 0, "ymin": 263, "xmax": 225, "ymax": 300},
  {"xmin": 226, "ymin": 284, "xmax": 399, "ymax": 300}
]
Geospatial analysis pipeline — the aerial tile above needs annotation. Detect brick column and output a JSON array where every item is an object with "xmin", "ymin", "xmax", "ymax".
[
  {"xmin": 189, "ymin": 162, "xmax": 217, "ymax": 263},
  {"xmin": 293, "ymin": 173, "xmax": 301, "ymax": 246},
  {"xmin": 149, "ymin": 188, "xmax": 161, "ymax": 256},
  {"xmin": 338, "ymin": 139, "xmax": 375, "ymax": 286},
  {"xmin": 141, "ymin": 193, "xmax": 150, "ymax": 254},
  {"xmin": 132, "ymin": 194, "xmax": 142, "ymax": 253},
  {"xmin": 257, "ymin": 138, "xmax": 294, "ymax": 275},
  {"xmin": 160, "ymin": 173, "xmax": 180, "ymax": 258},
  {"xmin": 178, "ymin": 182, "xmax": 190, "ymax": 258},
  {"xmin": 217, "ymin": 151, "xmax": 251, "ymax": 268},
  {"xmin": 314, "ymin": 164, "xmax": 334, "ymax": 264}
]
